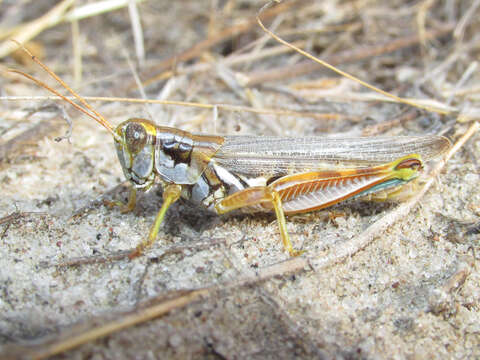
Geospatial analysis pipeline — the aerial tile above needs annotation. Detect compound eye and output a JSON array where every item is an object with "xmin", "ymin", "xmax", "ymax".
[{"xmin": 125, "ymin": 122, "xmax": 147, "ymax": 154}]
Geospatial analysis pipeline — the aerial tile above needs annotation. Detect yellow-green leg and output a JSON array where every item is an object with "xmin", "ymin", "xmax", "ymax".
[
  {"xmin": 105, "ymin": 187, "xmax": 137, "ymax": 213},
  {"xmin": 215, "ymin": 186, "xmax": 302, "ymax": 257},
  {"xmin": 129, "ymin": 184, "xmax": 182, "ymax": 259},
  {"xmin": 121, "ymin": 187, "xmax": 137, "ymax": 213},
  {"xmin": 270, "ymin": 191, "xmax": 304, "ymax": 257}
]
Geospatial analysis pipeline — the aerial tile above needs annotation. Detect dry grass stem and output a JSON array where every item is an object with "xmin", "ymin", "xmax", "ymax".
[
  {"xmin": 0, "ymin": 0, "xmax": 75, "ymax": 58},
  {"xmin": 0, "ymin": 0, "xmax": 146, "ymax": 58}
]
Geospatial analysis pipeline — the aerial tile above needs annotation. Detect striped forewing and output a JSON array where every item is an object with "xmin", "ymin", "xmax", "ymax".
[{"xmin": 213, "ymin": 135, "xmax": 450, "ymax": 177}]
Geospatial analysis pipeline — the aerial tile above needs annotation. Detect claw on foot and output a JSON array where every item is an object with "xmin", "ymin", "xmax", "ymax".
[
  {"xmin": 104, "ymin": 188, "xmax": 137, "ymax": 214},
  {"xmin": 128, "ymin": 248, "xmax": 142, "ymax": 260},
  {"xmin": 289, "ymin": 249, "xmax": 305, "ymax": 257}
]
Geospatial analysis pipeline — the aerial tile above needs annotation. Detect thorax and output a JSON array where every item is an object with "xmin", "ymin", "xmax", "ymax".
[{"xmin": 178, "ymin": 159, "xmax": 270, "ymax": 213}]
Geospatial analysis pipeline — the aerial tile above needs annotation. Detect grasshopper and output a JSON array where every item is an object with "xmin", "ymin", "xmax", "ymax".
[{"xmin": 10, "ymin": 45, "xmax": 450, "ymax": 258}]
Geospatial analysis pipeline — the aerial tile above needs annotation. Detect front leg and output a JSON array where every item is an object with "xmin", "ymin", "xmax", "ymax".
[
  {"xmin": 215, "ymin": 186, "xmax": 303, "ymax": 257},
  {"xmin": 128, "ymin": 184, "xmax": 182, "ymax": 259},
  {"xmin": 105, "ymin": 187, "xmax": 137, "ymax": 214}
]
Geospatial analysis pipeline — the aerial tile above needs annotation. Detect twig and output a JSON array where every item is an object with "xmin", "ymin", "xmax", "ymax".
[
  {"xmin": 0, "ymin": 0, "xmax": 75, "ymax": 58},
  {"xmin": 127, "ymin": 0, "xmax": 145, "ymax": 67},
  {"xmin": 1, "ymin": 210, "xmax": 47, "ymax": 239},
  {"xmin": 256, "ymin": 2, "xmax": 455, "ymax": 116},
  {"xmin": 63, "ymin": 0, "xmax": 146, "ymax": 23},
  {"xmin": 138, "ymin": 0, "xmax": 305, "ymax": 89},
  {"xmin": 68, "ymin": 182, "xmax": 130, "ymax": 221},
  {"xmin": 246, "ymin": 23, "xmax": 454, "ymax": 88},
  {"xmin": 8, "ymin": 289, "xmax": 209, "ymax": 360},
  {"xmin": 454, "ymin": 0, "xmax": 480, "ymax": 41},
  {"xmin": 52, "ymin": 237, "xmax": 227, "ymax": 267},
  {"xmin": 0, "ymin": 0, "xmax": 147, "ymax": 58},
  {"xmin": 54, "ymin": 105, "xmax": 73, "ymax": 143},
  {"xmin": 0, "ymin": 95, "xmax": 347, "ymax": 122},
  {"xmin": 361, "ymin": 109, "xmax": 419, "ymax": 136}
]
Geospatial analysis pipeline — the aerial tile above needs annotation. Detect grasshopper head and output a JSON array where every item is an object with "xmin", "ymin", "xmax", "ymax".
[
  {"xmin": 115, "ymin": 119, "xmax": 223, "ymax": 188},
  {"xmin": 114, "ymin": 119, "xmax": 157, "ymax": 189}
]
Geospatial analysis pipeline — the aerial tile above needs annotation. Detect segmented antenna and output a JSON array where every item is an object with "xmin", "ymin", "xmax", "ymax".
[{"xmin": 9, "ymin": 40, "xmax": 120, "ymax": 141}]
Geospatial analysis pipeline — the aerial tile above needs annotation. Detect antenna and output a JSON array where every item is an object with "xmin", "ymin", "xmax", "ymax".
[{"xmin": 9, "ymin": 40, "xmax": 121, "ymax": 141}]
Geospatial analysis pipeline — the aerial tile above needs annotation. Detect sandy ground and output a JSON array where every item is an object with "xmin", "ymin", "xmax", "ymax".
[{"xmin": 0, "ymin": 0, "xmax": 479, "ymax": 359}]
